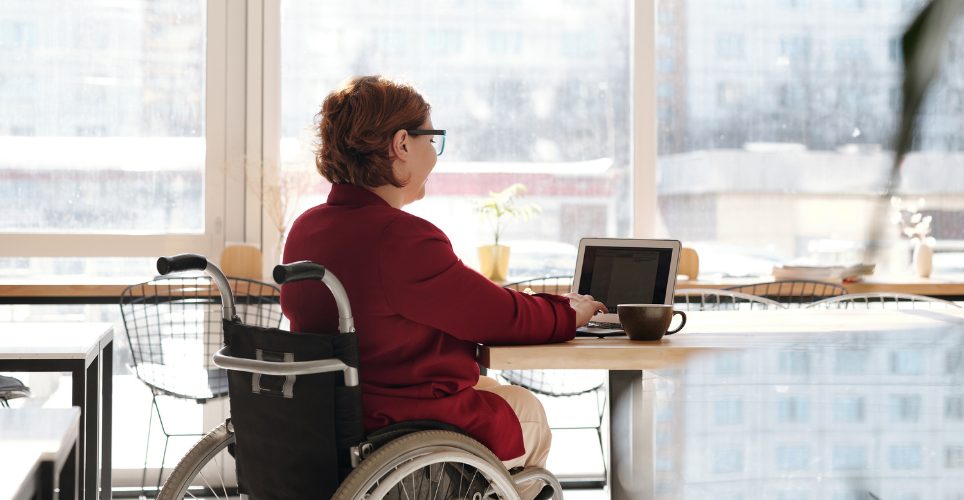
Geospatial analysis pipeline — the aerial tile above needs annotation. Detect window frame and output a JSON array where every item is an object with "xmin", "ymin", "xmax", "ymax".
[
  {"xmin": 0, "ymin": 0, "xmax": 281, "ymax": 267},
  {"xmin": 0, "ymin": 0, "xmax": 657, "ymax": 263}
]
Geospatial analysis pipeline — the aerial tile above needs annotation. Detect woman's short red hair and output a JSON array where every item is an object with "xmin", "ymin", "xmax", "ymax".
[{"xmin": 314, "ymin": 75, "xmax": 431, "ymax": 188}]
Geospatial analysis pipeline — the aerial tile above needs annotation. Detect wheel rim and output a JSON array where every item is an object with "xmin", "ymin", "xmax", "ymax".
[
  {"xmin": 362, "ymin": 447, "xmax": 517, "ymax": 500},
  {"xmin": 167, "ymin": 434, "xmax": 235, "ymax": 500}
]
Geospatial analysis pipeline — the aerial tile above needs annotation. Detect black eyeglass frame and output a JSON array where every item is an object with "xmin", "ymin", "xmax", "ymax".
[{"xmin": 407, "ymin": 129, "xmax": 446, "ymax": 156}]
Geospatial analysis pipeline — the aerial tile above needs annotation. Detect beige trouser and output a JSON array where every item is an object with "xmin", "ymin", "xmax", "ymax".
[{"xmin": 474, "ymin": 375, "xmax": 552, "ymax": 500}]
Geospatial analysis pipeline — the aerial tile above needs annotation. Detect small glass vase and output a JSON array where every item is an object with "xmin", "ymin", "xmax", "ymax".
[{"xmin": 913, "ymin": 237, "xmax": 936, "ymax": 278}]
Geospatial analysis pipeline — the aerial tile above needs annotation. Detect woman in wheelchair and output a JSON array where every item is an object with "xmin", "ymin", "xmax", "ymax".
[{"xmin": 280, "ymin": 75, "xmax": 608, "ymax": 500}]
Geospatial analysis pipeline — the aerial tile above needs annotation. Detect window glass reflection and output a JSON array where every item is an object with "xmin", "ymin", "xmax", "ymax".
[
  {"xmin": 833, "ymin": 395, "xmax": 865, "ymax": 423},
  {"xmin": 832, "ymin": 446, "xmax": 867, "ymax": 470},
  {"xmin": 834, "ymin": 350, "xmax": 867, "ymax": 375},
  {"xmin": 890, "ymin": 350, "xmax": 924, "ymax": 375},
  {"xmin": 777, "ymin": 396, "xmax": 810, "ymax": 423},
  {"xmin": 889, "ymin": 394, "xmax": 922, "ymax": 423}
]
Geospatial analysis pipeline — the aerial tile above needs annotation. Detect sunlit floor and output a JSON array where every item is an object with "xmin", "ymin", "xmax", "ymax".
[{"xmin": 6, "ymin": 372, "xmax": 609, "ymax": 498}]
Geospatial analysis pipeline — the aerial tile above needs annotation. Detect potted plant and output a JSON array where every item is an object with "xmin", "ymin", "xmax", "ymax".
[{"xmin": 472, "ymin": 183, "xmax": 542, "ymax": 282}]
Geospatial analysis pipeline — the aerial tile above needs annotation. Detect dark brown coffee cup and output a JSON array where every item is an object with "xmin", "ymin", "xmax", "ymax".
[{"xmin": 616, "ymin": 304, "xmax": 686, "ymax": 341}]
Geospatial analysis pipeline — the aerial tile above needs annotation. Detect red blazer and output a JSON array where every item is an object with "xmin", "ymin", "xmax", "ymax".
[{"xmin": 280, "ymin": 183, "xmax": 576, "ymax": 460}]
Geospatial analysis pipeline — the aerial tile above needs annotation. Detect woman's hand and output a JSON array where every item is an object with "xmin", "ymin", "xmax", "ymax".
[{"xmin": 562, "ymin": 293, "xmax": 609, "ymax": 327}]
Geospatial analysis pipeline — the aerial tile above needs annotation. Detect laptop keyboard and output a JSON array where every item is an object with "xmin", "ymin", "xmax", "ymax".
[{"xmin": 586, "ymin": 321, "xmax": 622, "ymax": 329}]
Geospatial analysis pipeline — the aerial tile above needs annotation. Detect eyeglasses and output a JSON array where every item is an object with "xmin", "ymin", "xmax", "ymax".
[{"xmin": 407, "ymin": 129, "xmax": 446, "ymax": 156}]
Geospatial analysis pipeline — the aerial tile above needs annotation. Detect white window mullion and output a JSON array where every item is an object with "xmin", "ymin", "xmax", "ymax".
[
  {"xmin": 223, "ymin": 0, "xmax": 249, "ymax": 248},
  {"xmin": 260, "ymin": 0, "xmax": 282, "ymax": 279},
  {"xmin": 245, "ymin": 0, "xmax": 266, "ymax": 257},
  {"xmin": 206, "ymin": 0, "xmax": 229, "ymax": 261},
  {"xmin": 633, "ymin": 0, "xmax": 658, "ymax": 238}
]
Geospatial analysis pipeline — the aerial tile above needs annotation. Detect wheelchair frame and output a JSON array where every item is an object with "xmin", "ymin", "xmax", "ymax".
[{"xmin": 153, "ymin": 254, "xmax": 564, "ymax": 500}]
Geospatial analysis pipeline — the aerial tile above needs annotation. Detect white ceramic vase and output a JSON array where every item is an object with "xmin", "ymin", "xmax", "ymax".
[{"xmin": 913, "ymin": 237, "xmax": 936, "ymax": 278}]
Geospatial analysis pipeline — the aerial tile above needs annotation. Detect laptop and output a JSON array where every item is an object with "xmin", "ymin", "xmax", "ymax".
[{"xmin": 572, "ymin": 238, "xmax": 682, "ymax": 337}]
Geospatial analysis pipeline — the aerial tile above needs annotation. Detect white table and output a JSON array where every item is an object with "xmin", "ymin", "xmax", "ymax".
[
  {"xmin": 0, "ymin": 408, "xmax": 81, "ymax": 500},
  {"xmin": 480, "ymin": 309, "xmax": 964, "ymax": 500},
  {"xmin": 0, "ymin": 323, "xmax": 113, "ymax": 500}
]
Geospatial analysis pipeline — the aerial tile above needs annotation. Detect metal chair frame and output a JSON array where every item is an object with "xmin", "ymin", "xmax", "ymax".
[
  {"xmin": 806, "ymin": 292, "xmax": 962, "ymax": 310},
  {"xmin": 0, "ymin": 374, "xmax": 31, "ymax": 407},
  {"xmin": 675, "ymin": 289, "xmax": 788, "ymax": 311},
  {"xmin": 723, "ymin": 280, "xmax": 848, "ymax": 308},
  {"xmin": 120, "ymin": 275, "xmax": 282, "ymax": 495}
]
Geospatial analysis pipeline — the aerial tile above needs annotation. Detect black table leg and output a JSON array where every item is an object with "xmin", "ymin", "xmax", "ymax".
[
  {"xmin": 85, "ymin": 356, "xmax": 99, "ymax": 500},
  {"xmin": 100, "ymin": 339, "xmax": 112, "ymax": 500},
  {"xmin": 608, "ymin": 370, "xmax": 656, "ymax": 500},
  {"xmin": 62, "ymin": 433, "xmax": 80, "ymax": 500},
  {"xmin": 70, "ymin": 363, "xmax": 87, "ymax": 500},
  {"xmin": 39, "ymin": 461, "xmax": 54, "ymax": 500}
]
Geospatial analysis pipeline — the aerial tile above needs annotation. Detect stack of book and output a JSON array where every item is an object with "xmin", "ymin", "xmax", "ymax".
[{"xmin": 771, "ymin": 263, "xmax": 876, "ymax": 281}]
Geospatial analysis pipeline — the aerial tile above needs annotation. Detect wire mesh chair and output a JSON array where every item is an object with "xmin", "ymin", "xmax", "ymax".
[
  {"xmin": 675, "ymin": 289, "xmax": 788, "ymax": 311},
  {"xmin": 723, "ymin": 280, "xmax": 848, "ymax": 308},
  {"xmin": 119, "ymin": 275, "xmax": 283, "ymax": 493},
  {"xmin": 503, "ymin": 276, "xmax": 574, "ymax": 295},
  {"xmin": 806, "ymin": 292, "xmax": 962, "ymax": 310},
  {"xmin": 0, "ymin": 375, "xmax": 30, "ymax": 407},
  {"xmin": 500, "ymin": 276, "xmax": 608, "ymax": 483}
]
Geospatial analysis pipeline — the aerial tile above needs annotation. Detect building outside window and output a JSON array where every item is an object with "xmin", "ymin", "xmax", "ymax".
[
  {"xmin": 835, "ymin": 350, "xmax": 868, "ymax": 374},
  {"xmin": 656, "ymin": 0, "xmax": 964, "ymax": 278},
  {"xmin": 889, "ymin": 444, "xmax": 923, "ymax": 469},
  {"xmin": 714, "ymin": 448, "xmax": 744, "ymax": 473},
  {"xmin": 890, "ymin": 350, "xmax": 924, "ymax": 375},
  {"xmin": 833, "ymin": 395, "xmax": 865, "ymax": 423},
  {"xmin": 890, "ymin": 394, "xmax": 922, "ymax": 423},
  {"xmin": 832, "ymin": 445, "xmax": 867, "ymax": 470},
  {"xmin": 778, "ymin": 396, "xmax": 810, "ymax": 423},
  {"xmin": 715, "ymin": 398, "xmax": 743, "ymax": 425},
  {"xmin": 775, "ymin": 446, "xmax": 809, "ymax": 470},
  {"xmin": 947, "ymin": 446, "xmax": 964, "ymax": 468},
  {"xmin": 778, "ymin": 350, "xmax": 810, "ymax": 374},
  {"xmin": 946, "ymin": 396, "xmax": 964, "ymax": 421}
]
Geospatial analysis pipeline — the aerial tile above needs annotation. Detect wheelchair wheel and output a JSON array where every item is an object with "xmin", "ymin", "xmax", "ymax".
[
  {"xmin": 156, "ymin": 422, "xmax": 235, "ymax": 500},
  {"xmin": 333, "ymin": 430, "xmax": 522, "ymax": 500}
]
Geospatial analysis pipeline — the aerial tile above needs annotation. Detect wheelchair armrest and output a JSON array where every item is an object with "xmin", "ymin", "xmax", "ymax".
[{"xmin": 213, "ymin": 346, "xmax": 359, "ymax": 386}]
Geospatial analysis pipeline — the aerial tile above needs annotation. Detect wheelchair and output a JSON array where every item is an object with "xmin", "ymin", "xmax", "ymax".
[{"xmin": 153, "ymin": 254, "xmax": 564, "ymax": 500}]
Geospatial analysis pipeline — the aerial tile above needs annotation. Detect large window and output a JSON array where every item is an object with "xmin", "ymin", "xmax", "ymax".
[
  {"xmin": 655, "ymin": 0, "xmax": 964, "ymax": 278},
  {"xmin": 0, "ymin": 0, "xmax": 206, "ymax": 234},
  {"xmin": 280, "ymin": 0, "xmax": 632, "ymax": 278}
]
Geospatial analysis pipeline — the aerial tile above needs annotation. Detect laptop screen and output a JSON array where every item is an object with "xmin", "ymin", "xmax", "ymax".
[{"xmin": 576, "ymin": 246, "xmax": 674, "ymax": 309}]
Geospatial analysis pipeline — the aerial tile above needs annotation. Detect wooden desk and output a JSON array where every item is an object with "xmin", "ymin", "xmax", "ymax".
[
  {"xmin": 479, "ymin": 309, "xmax": 964, "ymax": 500},
  {"xmin": 0, "ymin": 408, "xmax": 81, "ymax": 500},
  {"xmin": 676, "ymin": 274, "xmax": 964, "ymax": 297},
  {"xmin": 0, "ymin": 323, "xmax": 114, "ymax": 500},
  {"xmin": 6, "ymin": 273, "xmax": 964, "ymax": 303}
]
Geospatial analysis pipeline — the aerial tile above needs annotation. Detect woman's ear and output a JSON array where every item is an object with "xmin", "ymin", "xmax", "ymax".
[{"xmin": 390, "ymin": 129, "xmax": 410, "ymax": 161}]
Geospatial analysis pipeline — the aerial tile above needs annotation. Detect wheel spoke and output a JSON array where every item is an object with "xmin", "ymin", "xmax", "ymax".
[
  {"xmin": 197, "ymin": 471, "xmax": 220, "ymax": 500},
  {"xmin": 213, "ymin": 453, "xmax": 228, "ymax": 500},
  {"xmin": 432, "ymin": 462, "xmax": 445, "ymax": 500},
  {"xmin": 458, "ymin": 464, "xmax": 464, "ymax": 500}
]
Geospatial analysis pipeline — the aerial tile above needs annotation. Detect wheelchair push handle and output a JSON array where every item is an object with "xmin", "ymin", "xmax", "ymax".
[
  {"xmin": 274, "ymin": 262, "xmax": 355, "ymax": 334},
  {"xmin": 156, "ymin": 253, "xmax": 237, "ymax": 321},
  {"xmin": 157, "ymin": 253, "xmax": 208, "ymax": 275},
  {"xmin": 272, "ymin": 261, "xmax": 326, "ymax": 284}
]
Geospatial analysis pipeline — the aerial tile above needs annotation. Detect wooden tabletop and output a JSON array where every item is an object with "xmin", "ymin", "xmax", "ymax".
[
  {"xmin": 676, "ymin": 273, "xmax": 964, "ymax": 296},
  {"xmin": 478, "ymin": 309, "xmax": 964, "ymax": 370},
  {"xmin": 5, "ymin": 273, "xmax": 964, "ymax": 299},
  {"xmin": 0, "ymin": 323, "xmax": 114, "ymax": 360}
]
